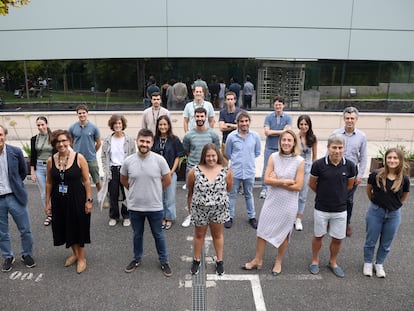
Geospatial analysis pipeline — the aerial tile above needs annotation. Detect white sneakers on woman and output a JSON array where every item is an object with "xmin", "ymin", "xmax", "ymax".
[
  {"xmin": 374, "ymin": 263, "xmax": 386, "ymax": 278},
  {"xmin": 363, "ymin": 262, "xmax": 386, "ymax": 278},
  {"xmin": 363, "ymin": 263, "xmax": 373, "ymax": 277}
]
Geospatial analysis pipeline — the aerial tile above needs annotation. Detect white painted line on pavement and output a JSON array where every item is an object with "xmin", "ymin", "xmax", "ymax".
[{"xmin": 183, "ymin": 274, "xmax": 267, "ymax": 311}]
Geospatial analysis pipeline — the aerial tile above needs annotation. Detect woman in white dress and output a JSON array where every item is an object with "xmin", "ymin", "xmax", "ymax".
[{"xmin": 242, "ymin": 129, "xmax": 304, "ymax": 275}]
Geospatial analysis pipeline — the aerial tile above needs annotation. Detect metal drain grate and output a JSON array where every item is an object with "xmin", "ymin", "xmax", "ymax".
[{"xmin": 192, "ymin": 247, "xmax": 206, "ymax": 311}]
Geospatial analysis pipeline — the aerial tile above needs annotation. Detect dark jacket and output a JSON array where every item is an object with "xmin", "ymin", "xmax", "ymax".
[{"xmin": 6, "ymin": 144, "xmax": 28, "ymax": 206}]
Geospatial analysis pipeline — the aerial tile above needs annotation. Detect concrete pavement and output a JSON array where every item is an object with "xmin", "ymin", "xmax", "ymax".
[{"xmin": 1, "ymin": 182, "xmax": 414, "ymax": 310}]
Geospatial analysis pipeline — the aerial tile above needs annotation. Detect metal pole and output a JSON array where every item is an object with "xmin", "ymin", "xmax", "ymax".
[{"xmin": 23, "ymin": 60, "xmax": 29, "ymax": 99}]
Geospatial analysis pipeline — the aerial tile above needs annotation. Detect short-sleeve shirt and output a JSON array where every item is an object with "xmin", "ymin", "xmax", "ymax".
[
  {"xmin": 368, "ymin": 171, "xmax": 410, "ymax": 211},
  {"xmin": 264, "ymin": 112, "xmax": 292, "ymax": 150},
  {"xmin": 152, "ymin": 135, "xmax": 185, "ymax": 169},
  {"xmin": 311, "ymin": 156, "xmax": 356, "ymax": 213},
  {"xmin": 182, "ymin": 129, "xmax": 220, "ymax": 168},
  {"xmin": 68, "ymin": 121, "xmax": 100, "ymax": 161},
  {"xmin": 183, "ymin": 101, "xmax": 215, "ymax": 131},
  {"xmin": 120, "ymin": 152, "xmax": 170, "ymax": 212},
  {"xmin": 219, "ymin": 107, "xmax": 242, "ymax": 143}
]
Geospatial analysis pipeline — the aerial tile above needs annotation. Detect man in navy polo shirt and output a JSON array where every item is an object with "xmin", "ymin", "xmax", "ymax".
[{"xmin": 308, "ymin": 134, "xmax": 356, "ymax": 278}]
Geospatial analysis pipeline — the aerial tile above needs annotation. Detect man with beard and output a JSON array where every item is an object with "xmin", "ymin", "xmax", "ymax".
[
  {"xmin": 181, "ymin": 107, "xmax": 220, "ymax": 227},
  {"xmin": 121, "ymin": 129, "xmax": 172, "ymax": 276},
  {"xmin": 225, "ymin": 111, "xmax": 261, "ymax": 229},
  {"xmin": 183, "ymin": 85, "xmax": 215, "ymax": 133}
]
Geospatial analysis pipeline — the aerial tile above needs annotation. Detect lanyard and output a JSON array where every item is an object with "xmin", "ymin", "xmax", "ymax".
[{"xmin": 58, "ymin": 151, "xmax": 70, "ymax": 183}]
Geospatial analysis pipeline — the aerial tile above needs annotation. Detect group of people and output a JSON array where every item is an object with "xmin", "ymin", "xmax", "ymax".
[
  {"xmin": 0, "ymin": 84, "xmax": 410, "ymax": 280},
  {"xmin": 154, "ymin": 74, "xmax": 255, "ymax": 111}
]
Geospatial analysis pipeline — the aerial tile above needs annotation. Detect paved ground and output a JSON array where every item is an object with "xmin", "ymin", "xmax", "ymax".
[{"xmin": 1, "ymin": 181, "xmax": 414, "ymax": 311}]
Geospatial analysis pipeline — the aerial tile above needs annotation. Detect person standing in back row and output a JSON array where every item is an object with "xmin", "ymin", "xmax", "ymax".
[
  {"xmin": 142, "ymin": 92, "xmax": 169, "ymax": 135},
  {"xmin": 260, "ymin": 96, "xmax": 292, "ymax": 199},
  {"xmin": 242, "ymin": 75, "xmax": 254, "ymax": 110},
  {"xmin": 69, "ymin": 104, "xmax": 102, "ymax": 191},
  {"xmin": 183, "ymin": 85, "xmax": 215, "ymax": 133},
  {"xmin": 332, "ymin": 106, "xmax": 367, "ymax": 237}
]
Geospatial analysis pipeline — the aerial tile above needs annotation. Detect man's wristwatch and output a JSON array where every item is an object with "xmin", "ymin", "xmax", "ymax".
[{"xmin": 87, "ymin": 198, "xmax": 93, "ymax": 203}]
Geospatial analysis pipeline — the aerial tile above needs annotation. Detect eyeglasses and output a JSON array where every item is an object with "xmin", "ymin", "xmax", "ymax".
[{"xmin": 57, "ymin": 139, "xmax": 68, "ymax": 144}]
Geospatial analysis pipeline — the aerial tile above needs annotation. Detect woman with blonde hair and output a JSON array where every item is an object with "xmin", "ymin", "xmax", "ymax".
[{"xmin": 242, "ymin": 129, "xmax": 304, "ymax": 275}]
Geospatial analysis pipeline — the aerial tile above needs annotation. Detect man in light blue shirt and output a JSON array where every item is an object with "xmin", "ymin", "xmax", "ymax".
[
  {"xmin": 332, "ymin": 106, "xmax": 367, "ymax": 237},
  {"xmin": 260, "ymin": 96, "xmax": 292, "ymax": 199},
  {"xmin": 225, "ymin": 111, "xmax": 261, "ymax": 229},
  {"xmin": 68, "ymin": 104, "xmax": 102, "ymax": 191}
]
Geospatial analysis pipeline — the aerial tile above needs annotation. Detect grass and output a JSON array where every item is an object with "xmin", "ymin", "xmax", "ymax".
[{"xmin": 1, "ymin": 91, "xmax": 141, "ymax": 103}]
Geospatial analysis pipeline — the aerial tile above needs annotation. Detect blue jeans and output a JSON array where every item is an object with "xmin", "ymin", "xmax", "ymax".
[
  {"xmin": 129, "ymin": 210, "xmax": 168, "ymax": 264},
  {"xmin": 0, "ymin": 194, "xmax": 33, "ymax": 258},
  {"xmin": 297, "ymin": 162, "xmax": 311, "ymax": 215},
  {"xmin": 261, "ymin": 147, "xmax": 277, "ymax": 190},
  {"xmin": 163, "ymin": 172, "xmax": 177, "ymax": 221},
  {"xmin": 363, "ymin": 202, "xmax": 401, "ymax": 265},
  {"xmin": 35, "ymin": 160, "xmax": 47, "ymax": 209},
  {"xmin": 229, "ymin": 177, "xmax": 256, "ymax": 219}
]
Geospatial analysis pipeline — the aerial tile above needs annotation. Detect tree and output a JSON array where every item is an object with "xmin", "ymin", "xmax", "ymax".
[{"xmin": 0, "ymin": 0, "xmax": 30, "ymax": 16}]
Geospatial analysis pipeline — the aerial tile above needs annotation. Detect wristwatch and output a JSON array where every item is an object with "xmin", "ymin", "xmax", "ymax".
[{"xmin": 87, "ymin": 198, "xmax": 93, "ymax": 203}]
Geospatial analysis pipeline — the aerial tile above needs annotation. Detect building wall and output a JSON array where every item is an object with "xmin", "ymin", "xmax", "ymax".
[{"xmin": 1, "ymin": 0, "xmax": 414, "ymax": 61}]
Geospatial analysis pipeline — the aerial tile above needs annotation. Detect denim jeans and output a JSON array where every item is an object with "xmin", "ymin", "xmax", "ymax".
[
  {"xmin": 163, "ymin": 172, "xmax": 177, "ymax": 221},
  {"xmin": 364, "ymin": 202, "xmax": 401, "ymax": 265},
  {"xmin": 108, "ymin": 166, "xmax": 128, "ymax": 220},
  {"xmin": 297, "ymin": 162, "xmax": 311, "ymax": 215},
  {"xmin": 229, "ymin": 177, "xmax": 256, "ymax": 219},
  {"xmin": 35, "ymin": 160, "xmax": 47, "ymax": 209},
  {"xmin": 0, "ymin": 194, "xmax": 33, "ymax": 258},
  {"xmin": 129, "ymin": 210, "xmax": 168, "ymax": 263},
  {"xmin": 261, "ymin": 147, "xmax": 277, "ymax": 190}
]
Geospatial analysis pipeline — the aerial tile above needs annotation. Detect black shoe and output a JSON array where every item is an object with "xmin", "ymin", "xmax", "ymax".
[
  {"xmin": 21, "ymin": 255, "xmax": 36, "ymax": 268},
  {"xmin": 249, "ymin": 218, "xmax": 258, "ymax": 229},
  {"xmin": 125, "ymin": 259, "xmax": 142, "ymax": 273},
  {"xmin": 160, "ymin": 263, "xmax": 172, "ymax": 277},
  {"xmin": 191, "ymin": 259, "xmax": 201, "ymax": 275},
  {"xmin": 2, "ymin": 257, "xmax": 15, "ymax": 272},
  {"xmin": 216, "ymin": 260, "xmax": 224, "ymax": 276},
  {"xmin": 224, "ymin": 218, "xmax": 233, "ymax": 229}
]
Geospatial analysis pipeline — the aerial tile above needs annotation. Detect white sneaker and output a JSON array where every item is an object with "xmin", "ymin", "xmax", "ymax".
[
  {"xmin": 181, "ymin": 215, "xmax": 192, "ymax": 227},
  {"xmin": 363, "ymin": 263, "xmax": 373, "ymax": 277},
  {"xmin": 123, "ymin": 219, "xmax": 131, "ymax": 227},
  {"xmin": 108, "ymin": 219, "xmax": 117, "ymax": 226},
  {"xmin": 259, "ymin": 189, "xmax": 267, "ymax": 199},
  {"xmin": 182, "ymin": 184, "xmax": 187, "ymax": 190},
  {"xmin": 374, "ymin": 263, "xmax": 386, "ymax": 278},
  {"xmin": 294, "ymin": 218, "xmax": 303, "ymax": 231}
]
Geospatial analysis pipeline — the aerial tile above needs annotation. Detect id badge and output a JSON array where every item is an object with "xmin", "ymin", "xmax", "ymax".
[{"xmin": 59, "ymin": 184, "xmax": 68, "ymax": 194}]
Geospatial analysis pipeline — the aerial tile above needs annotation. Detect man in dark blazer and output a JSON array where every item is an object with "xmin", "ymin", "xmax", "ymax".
[{"xmin": 0, "ymin": 125, "xmax": 36, "ymax": 272}]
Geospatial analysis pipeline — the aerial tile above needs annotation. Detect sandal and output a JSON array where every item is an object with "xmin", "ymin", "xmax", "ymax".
[{"xmin": 44, "ymin": 216, "xmax": 52, "ymax": 226}]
